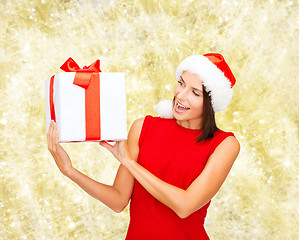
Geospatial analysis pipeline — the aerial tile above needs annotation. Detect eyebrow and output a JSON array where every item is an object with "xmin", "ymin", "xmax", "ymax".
[{"xmin": 180, "ymin": 76, "xmax": 203, "ymax": 93}]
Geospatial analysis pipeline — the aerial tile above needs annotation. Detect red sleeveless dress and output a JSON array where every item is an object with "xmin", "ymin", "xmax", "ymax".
[{"xmin": 125, "ymin": 115, "xmax": 235, "ymax": 240}]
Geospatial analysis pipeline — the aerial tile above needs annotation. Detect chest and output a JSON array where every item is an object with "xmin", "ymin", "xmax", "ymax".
[{"xmin": 138, "ymin": 130, "xmax": 213, "ymax": 189}]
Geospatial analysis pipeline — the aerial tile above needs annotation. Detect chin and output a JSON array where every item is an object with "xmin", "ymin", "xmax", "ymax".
[{"xmin": 173, "ymin": 109, "xmax": 189, "ymax": 121}]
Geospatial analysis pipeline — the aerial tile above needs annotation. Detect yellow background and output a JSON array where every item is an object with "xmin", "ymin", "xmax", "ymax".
[{"xmin": 0, "ymin": 0, "xmax": 298, "ymax": 239}]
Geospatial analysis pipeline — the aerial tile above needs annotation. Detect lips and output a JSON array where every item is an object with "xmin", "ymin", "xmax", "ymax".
[{"xmin": 174, "ymin": 101, "xmax": 190, "ymax": 113}]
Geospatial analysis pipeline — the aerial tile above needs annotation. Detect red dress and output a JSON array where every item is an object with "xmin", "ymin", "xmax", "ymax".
[{"xmin": 125, "ymin": 115, "xmax": 235, "ymax": 240}]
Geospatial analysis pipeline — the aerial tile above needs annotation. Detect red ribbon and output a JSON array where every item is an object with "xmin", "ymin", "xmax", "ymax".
[
  {"xmin": 60, "ymin": 57, "xmax": 101, "ymax": 89},
  {"xmin": 50, "ymin": 75, "xmax": 56, "ymax": 122},
  {"xmin": 50, "ymin": 58, "xmax": 102, "ymax": 141}
]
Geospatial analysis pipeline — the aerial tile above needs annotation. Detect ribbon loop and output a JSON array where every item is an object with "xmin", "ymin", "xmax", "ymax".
[
  {"xmin": 85, "ymin": 59, "xmax": 101, "ymax": 72},
  {"xmin": 60, "ymin": 57, "xmax": 81, "ymax": 72},
  {"xmin": 60, "ymin": 58, "xmax": 101, "ymax": 89}
]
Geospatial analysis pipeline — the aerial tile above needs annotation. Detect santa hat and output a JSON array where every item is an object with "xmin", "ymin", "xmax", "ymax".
[{"xmin": 156, "ymin": 53, "xmax": 236, "ymax": 118}]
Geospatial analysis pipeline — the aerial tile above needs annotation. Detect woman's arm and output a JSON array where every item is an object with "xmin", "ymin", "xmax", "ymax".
[
  {"xmin": 47, "ymin": 118, "xmax": 143, "ymax": 213},
  {"xmin": 113, "ymin": 136, "xmax": 240, "ymax": 218}
]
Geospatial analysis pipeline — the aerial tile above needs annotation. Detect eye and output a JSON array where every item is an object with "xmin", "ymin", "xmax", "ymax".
[
  {"xmin": 193, "ymin": 90, "xmax": 200, "ymax": 96},
  {"xmin": 178, "ymin": 80, "xmax": 184, "ymax": 86}
]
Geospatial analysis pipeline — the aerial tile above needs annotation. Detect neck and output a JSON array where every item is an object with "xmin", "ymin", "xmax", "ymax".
[{"xmin": 176, "ymin": 119, "xmax": 203, "ymax": 130}]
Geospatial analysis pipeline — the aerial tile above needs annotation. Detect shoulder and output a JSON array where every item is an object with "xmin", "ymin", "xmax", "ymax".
[
  {"xmin": 126, "ymin": 117, "xmax": 146, "ymax": 159},
  {"xmin": 128, "ymin": 115, "xmax": 163, "ymax": 146},
  {"xmin": 130, "ymin": 117, "xmax": 145, "ymax": 133},
  {"xmin": 129, "ymin": 115, "xmax": 162, "ymax": 133},
  {"xmin": 212, "ymin": 132, "xmax": 240, "ymax": 157},
  {"xmin": 204, "ymin": 133, "xmax": 240, "ymax": 174},
  {"xmin": 208, "ymin": 129, "xmax": 240, "ymax": 156},
  {"xmin": 221, "ymin": 135, "xmax": 240, "ymax": 151},
  {"xmin": 128, "ymin": 117, "xmax": 145, "ymax": 140},
  {"xmin": 214, "ymin": 129, "xmax": 234, "ymax": 138}
]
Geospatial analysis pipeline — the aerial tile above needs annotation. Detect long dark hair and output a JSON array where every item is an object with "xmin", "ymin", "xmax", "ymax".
[
  {"xmin": 173, "ymin": 86, "xmax": 219, "ymax": 142},
  {"xmin": 195, "ymin": 86, "xmax": 219, "ymax": 142}
]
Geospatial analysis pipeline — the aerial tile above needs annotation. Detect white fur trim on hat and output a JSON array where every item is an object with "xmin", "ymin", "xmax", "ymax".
[
  {"xmin": 175, "ymin": 55, "xmax": 233, "ymax": 112},
  {"xmin": 156, "ymin": 100, "xmax": 174, "ymax": 119}
]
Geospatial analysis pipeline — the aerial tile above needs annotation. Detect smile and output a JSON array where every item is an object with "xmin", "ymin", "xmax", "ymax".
[{"xmin": 175, "ymin": 101, "xmax": 190, "ymax": 113}]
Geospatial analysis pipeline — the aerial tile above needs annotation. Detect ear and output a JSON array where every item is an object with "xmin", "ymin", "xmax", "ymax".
[{"xmin": 156, "ymin": 100, "xmax": 174, "ymax": 119}]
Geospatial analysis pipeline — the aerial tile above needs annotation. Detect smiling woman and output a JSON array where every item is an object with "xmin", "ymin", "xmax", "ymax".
[
  {"xmin": 47, "ymin": 53, "xmax": 240, "ymax": 240},
  {"xmin": 173, "ymin": 71, "xmax": 205, "ymax": 129},
  {"xmin": 173, "ymin": 53, "xmax": 235, "ymax": 142}
]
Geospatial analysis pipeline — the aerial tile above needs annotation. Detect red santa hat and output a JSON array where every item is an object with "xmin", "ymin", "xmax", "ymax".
[
  {"xmin": 176, "ymin": 53, "xmax": 236, "ymax": 112},
  {"xmin": 156, "ymin": 53, "xmax": 236, "ymax": 118}
]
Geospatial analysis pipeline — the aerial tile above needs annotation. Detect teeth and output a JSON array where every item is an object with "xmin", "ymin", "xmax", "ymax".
[{"xmin": 177, "ymin": 102, "xmax": 189, "ymax": 109}]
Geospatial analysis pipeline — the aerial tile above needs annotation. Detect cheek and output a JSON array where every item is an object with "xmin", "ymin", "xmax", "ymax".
[
  {"xmin": 190, "ymin": 96, "xmax": 203, "ymax": 110},
  {"xmin": 174, "ymin": 85, "xmax": 180, "ymax": 96}
]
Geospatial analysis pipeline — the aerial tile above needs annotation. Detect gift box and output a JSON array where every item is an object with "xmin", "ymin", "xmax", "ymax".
[{"xmin": 45, "ymin": 57, "xmax": 127, "ymax": 142}]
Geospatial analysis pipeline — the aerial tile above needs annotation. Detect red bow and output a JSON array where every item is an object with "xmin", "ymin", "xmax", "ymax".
[{"xmin": 60, "ymin": 57, "xmax": 101, "ymax": 89}]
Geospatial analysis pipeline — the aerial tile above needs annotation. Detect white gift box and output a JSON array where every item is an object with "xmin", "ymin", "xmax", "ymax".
[{"xmin": 45, "ymin": 71, "xmax": 127, "ymax": 142}]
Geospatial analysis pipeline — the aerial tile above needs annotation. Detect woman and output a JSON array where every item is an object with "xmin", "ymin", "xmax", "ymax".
[{"xmin": 47, "ymin": 53, "xmax": 240, "ymax": 239}]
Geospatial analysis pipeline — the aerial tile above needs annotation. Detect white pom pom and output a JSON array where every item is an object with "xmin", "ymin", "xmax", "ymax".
[{"xmin": 156, "ymin": 100, "xmax": 174, "ymax": 119}]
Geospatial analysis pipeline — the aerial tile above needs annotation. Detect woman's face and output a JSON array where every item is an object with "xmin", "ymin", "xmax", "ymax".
[{"xmin": 173, "ymin": 71, "xmax": 204, "ymax": 127}]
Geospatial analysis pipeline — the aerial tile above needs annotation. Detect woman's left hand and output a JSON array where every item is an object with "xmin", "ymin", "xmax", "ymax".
[{"xmin": 99, "ymin": 140, "xmax": 132, "ymax": 165}]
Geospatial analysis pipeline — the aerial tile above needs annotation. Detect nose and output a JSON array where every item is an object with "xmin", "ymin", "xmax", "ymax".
[{"xmin": 176, "ymin": 88, "xmax": 188, "ymax": 101}]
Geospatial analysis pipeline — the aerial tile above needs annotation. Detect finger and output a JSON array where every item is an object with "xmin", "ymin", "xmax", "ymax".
[
  {"xmin": 55, "ymin": 128, "xmax": 59, "ymax": 145},
  {"xmin": 53, "ymin": 122, "xmax": 59, "ymax": 143},
  {"xmin": 50, "ymin": 121, "xmax": 56, "ymax": 152},
  {"xmin": 47, "ymin": 121, "xmax": 50, "ymax": 138},
  {"xmin": 47, "ymin": 122, "xmax": 51, "ymax": 148},
  {"xmin": 52, "ymin": 122, "xmax": 58, "ymax": 152},
  {"xmin": 48, "ymin": 121, "xmax": 54, "ymax": 151},
  {"xmin": 47, "ymin": 121, "xmax": 53, "ymax": 145},
  {"xmin": 54, "ymin": 129, "xmax": 60, "ymax": 153},
  {"xmin": 99, "ymin": 141, "xmax": 115, "ymax": 152},
  {"xmin": 99, "ymin": 141, "xmax": 111, "ymax": 149}
]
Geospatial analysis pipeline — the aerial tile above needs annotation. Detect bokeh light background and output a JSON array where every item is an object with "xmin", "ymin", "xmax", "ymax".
[{"xmin": 1, "ymin": 0, "xmax": 298, "ymax": 239}]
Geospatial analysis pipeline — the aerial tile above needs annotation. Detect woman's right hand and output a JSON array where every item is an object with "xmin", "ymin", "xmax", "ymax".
[{"xmin": 47, "ymin": 120, "xmax": 73, "ymax": 177}]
